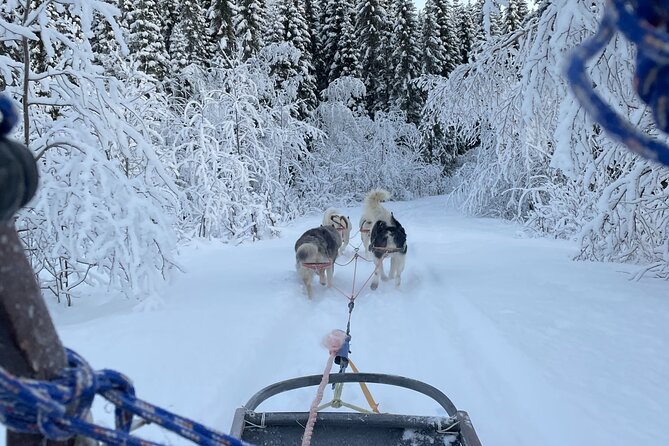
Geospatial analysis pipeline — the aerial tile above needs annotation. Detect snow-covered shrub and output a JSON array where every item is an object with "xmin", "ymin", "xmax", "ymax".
[
  {"xmin": 165, "ymin": 48, "xmax": 318, "ymax": 241},
  {"xmin": 2, "ymin": 0, "xmax": 177, "ymax": 304},
  {"xmin": 299, "ymin": 76, "xmax": 445, "ymax": 209},
  {"xmin": 425, "ymin": 0, "xmax": 669, "ymax": 277}
]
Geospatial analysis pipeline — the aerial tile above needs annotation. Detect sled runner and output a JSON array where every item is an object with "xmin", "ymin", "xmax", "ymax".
[{"xmin": 230, "ymin": 373, "xmax": 482, "ymax": 446}]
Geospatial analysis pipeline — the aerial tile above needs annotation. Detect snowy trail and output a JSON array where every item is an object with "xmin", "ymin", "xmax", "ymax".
[{"xmin": 5, "ymin": 196, "xmax": 668, "ymax": 446}]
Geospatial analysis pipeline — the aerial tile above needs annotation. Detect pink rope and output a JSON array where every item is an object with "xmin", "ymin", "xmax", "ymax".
[{"xmin": 301, "ymin": 330, "xmax": 346, "ymax": 446}]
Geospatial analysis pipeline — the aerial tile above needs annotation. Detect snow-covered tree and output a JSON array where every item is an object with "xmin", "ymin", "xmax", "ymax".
[
  {"xmin": 454, "ymin": 0, "xmax": 474, "ymax": 64},
  {"xmin": 433, "ymin": 0, "xmax": 458, "ymax": 76},
  {"xmin": 471, "ymin": 0, "xmax": 504, "ymax": 47},
  {"xmin": 209, "ymin": 0, "xmax": 237, "ymax": 63},
  {"xmin": 91, "ymin": 3, "xmax": 126, "ymax": 75},
  {"xmin": 1, "ymin": 0, "xmax": 177, "ymax": 304},
  {"xmin": 269, "ymin": 0, "xmax": 318, "ymax": 117},
  {"xmin": 303, "ymin": 0, "xmax": 324, "ymax": 94},
  {"xmin": 127, "ymin": 0, "xmax": 170, "ymax": 78},
  {"xmin": 390, "ymin": 0, "xmax": 422, "ymax": 124},
  {"xmin": 504, "ymin": 0, "xmax": 529, "ymax": 34},
  {"xmin": 354, "ymin": 0, "xmax": 390, "ymax": 114},
  {"xmin": 420, "ymin": 0, "xmax": 446, "ymax": 75},
  {"xmin": 321, "ymin": 0, "xmax": 360, "ymax": 86},
  {"xmin": 425, "ymin": 0, "xmax": 669, "ymax": 278},
  {"xmin": 334, "ymin": 8, "xmax": 361, "ymax": 79},
  {"xmin": 304, "ymin": 77, "xmax": 444, "ymax": 204},
  {"xmin": 170, "ymin": 0, "xmax": 210, "ymax": 71},
  {"xmin": 235, "ymin": 0, "xmax": 266, "ymax": 60},
  {"xmin": 168, "ymin": 49, "xmax": 318, "ymax": 240}
]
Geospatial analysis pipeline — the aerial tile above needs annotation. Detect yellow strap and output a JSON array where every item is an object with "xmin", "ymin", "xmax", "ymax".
[{"xmin": 348, "ymin": 359, "xmax": 381, "ymax": 414}]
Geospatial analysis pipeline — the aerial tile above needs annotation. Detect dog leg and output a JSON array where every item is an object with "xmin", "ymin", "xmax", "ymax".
[
  {"xmin": 326, "ymin": 265, "xmax": 334, "ymax": 287},
  {"xmin": 379, "ymin": 257, "xmax": 389, "ymax": 281},
  {"xmin": 371, "ymin": 257, "xmax": 383, "ymax": 290},
  {"xmin": 299, "ymin": 267, "xmax": 314, "ymax": 298},
  {"xmin": 394, "ymin": 255, "xmax": 405, "ymax": 288},
  {"xmin": 318, "ymin": 269, "xmax": 327, "ymax": 286}
]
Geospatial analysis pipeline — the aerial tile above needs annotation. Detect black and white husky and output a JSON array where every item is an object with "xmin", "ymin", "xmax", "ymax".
[
  {"xmin": 359, "ymin": 189, "xmax": 392, "ymax": 253},
  {"xmin": 295, "ymin": 226, "xmax": 342, "ymax": 299},
  {"xmin": 359, "ymin": 189, "xmax": 407, "ymax": 290},
  {"xmin": 322, "ymin": 208, "xmax": 351, "ymax": 254}
]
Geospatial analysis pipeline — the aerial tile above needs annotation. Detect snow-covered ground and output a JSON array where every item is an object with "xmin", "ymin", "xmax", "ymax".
[{"xmin": 4, "ymin": 195, "xmax": 668, "ymax": 446}]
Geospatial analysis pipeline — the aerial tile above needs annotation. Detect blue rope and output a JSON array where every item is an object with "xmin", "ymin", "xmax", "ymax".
[
  {"xmin": 0, "ymin": 94, "xmax": 19, "ymax": 136},
  {"xmin": 0, "ymin": 349, "xmax": 252, "ymax": 446},
  {"xmin": 566, "ymin": 0, "xmax": 669, "ymax": 166}
]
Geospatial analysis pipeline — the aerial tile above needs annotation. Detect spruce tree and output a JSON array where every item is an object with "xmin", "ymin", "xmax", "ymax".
[
  {"xmin": 235, "ymin": 0, "xmax": 267, "ymax": 60},
  {"xmin": 170, "ymin": 0, "xmax": 210, "ymax": 71},
  {"xmin": 209, "ymin": 0, "xmax": 237, "ymax": 62},
  {"xmin": 390, "ymin": 0, "xmax": 422, "ymax": 124},
  {"xmin": 504, "ymin": 0, "xmax": 520, "ymax": 33},
  {"xmin": 432, "ymin": 0, "xmax": 458, "ymax": 76},
  {"xmin": 471, "ymin": 0, "xmax": 504, "ymax": 45},
  {"xmin": 354, "ymin": 0, "xmax": 390, "ymax": 114},
  {"xmin": 322, "ymin": 0, "xmax": 359, "ymax": 85},
  {"xmin": 322, "ymin": 0, "xmax": 347, "ymax": 84},
  {"xmin": 127, "ymin": 0, "xmax": 170, "ymax": 79},
  {"xmin": 92, "ymin": 6, "xmax": 122, "ymax": 74},
  {"xmin": 160, "ymin": 0, "xmax": 181, "ymax": 54},
  {"xmin": 420, "ymin": 0, "xmax": 445, "ymax": 75},
  {"xmin": 274, "ymin": 0, "xmax": 318, "ymax": 117},
  {"xmin": 506, "ymin": 0, "xmax": 529, "ymax": 32},
  {"xmin": 304, "ymin": 0, "xmax": 324, "ymax": 94},
  {"xmin": 334, "ymin": 6, "xmax": 361, "ymax": 79},
  {"xmin": 454, "ymin": 0, "xmax": 474, "ymax": 64}
]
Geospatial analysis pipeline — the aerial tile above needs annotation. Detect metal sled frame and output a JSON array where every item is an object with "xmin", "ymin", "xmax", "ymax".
[{"xmin": 230, "ymin": 373, "xmax": 482, "ymax": 446}]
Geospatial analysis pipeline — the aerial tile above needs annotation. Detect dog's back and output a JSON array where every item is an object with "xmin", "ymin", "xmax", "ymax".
[
  {"xmin": 295, "ymin": 226, "xmax": 342, "ymax": 298},
  {"xmin": 370, "ymin": 214, "xmax": 407, "ymax": 257},
  {"xmin": 368, "ymin": 214, "xmax": 407, "ymax": 289},
  {"xmin": 295, "ymin": 226, "xmax": 341, "ymax": 263}
]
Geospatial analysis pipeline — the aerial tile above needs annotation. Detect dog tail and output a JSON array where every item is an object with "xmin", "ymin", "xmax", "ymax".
[
  {"xmin": 364, "ymin": 188, "xmax": 391, "ymax": 207},
  {"xmin": 322, "ymin": 207, "xmax": 339, "ymax": 226},
  {"xmin": 296, "ymin": 243, "xmax": 318, "ymax": 263}
]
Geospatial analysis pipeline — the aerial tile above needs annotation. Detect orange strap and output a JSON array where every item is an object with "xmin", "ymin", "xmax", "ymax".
[{"xmin": 348, "ymin": 359, "xmax": 380, "ymax": 414}]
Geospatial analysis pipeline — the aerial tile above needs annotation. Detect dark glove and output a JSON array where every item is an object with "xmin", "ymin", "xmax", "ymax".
[{"xmin": 0, "ymin": 97, "xmax": 38, "ymax": 222}]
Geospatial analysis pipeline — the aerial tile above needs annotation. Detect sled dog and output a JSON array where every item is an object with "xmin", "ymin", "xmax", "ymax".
[
  {"xmin": 322, "ymin": 208, "xmax": 351, "ymax": 254},
  {"xmin": 369, "ymin": 214, "xmax": 407, "ymax": 290},
  {"xmin": 359, "ymin": 189, "xmax": 392, "ymax": 253},
  {"xmin": 295, "ymin": 226, "xmax": 341, "ymax": 298}
]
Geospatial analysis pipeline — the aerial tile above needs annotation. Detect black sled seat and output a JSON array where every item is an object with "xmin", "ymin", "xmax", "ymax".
[{"xmin": 230, "ymin": 373, "xmax": 482, "ymax": 446}]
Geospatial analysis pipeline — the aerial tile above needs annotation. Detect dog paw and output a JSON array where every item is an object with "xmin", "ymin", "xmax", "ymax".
[{"xmin": 370, "ymin": 282, "xmax": 378, "ymax": 291}]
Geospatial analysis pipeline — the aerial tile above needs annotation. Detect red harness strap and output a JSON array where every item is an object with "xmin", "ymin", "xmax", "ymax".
[{"xmin": 302, "ymin": 262, "xmax": 332, "ymax": 271}]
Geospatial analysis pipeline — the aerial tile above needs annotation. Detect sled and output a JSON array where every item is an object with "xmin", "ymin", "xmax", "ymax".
[{"xmin": 230, "ymin": 372, "xmax": 483, "ymax": 446}]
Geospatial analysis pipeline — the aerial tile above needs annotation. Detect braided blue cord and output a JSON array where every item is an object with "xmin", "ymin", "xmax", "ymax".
[
  {"xmin": 0, "ymin": 349, "xmax": 252, "ymax": 446},
  {"xmin": 0, "ymin": 95, "xmax": 19, "ymax": 135},
  {"xmin": 566, "ymin": 0, "xmax": 669, "ymax": 166}
]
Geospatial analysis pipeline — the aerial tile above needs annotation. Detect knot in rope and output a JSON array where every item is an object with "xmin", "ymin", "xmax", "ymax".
[
  {"xmin": 0, "ymin": 349, "xmax": 99, "ymax": 441},
  {"xmin": 567, "ymin": 0, "xmax": 669, "ymax": 165},
  {"xmin": 0, "ymin": 349, "xmax": 249, "ymax": 446}
]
